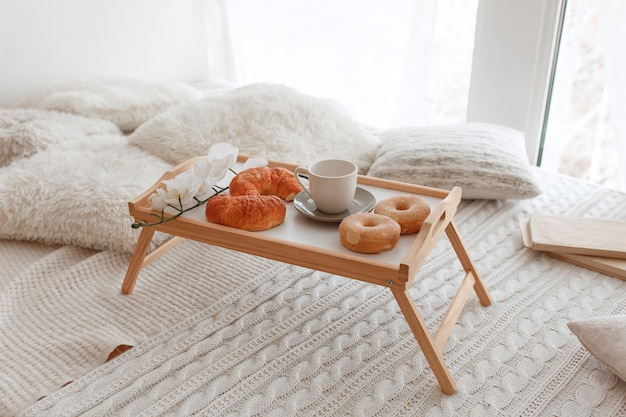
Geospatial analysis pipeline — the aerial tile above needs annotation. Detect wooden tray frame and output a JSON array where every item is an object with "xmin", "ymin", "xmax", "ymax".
[{"xmin": 121, "ymin": 155, "xmax": 492, "ymax": 394}]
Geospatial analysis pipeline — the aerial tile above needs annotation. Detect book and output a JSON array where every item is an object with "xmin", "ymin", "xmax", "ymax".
[
  {"xmin": 528, "ymin": 214, "xmax": 626, "ymax": 260},
  {"xmin": 519, "ymin": 217, "xmax": 626, "ymax": 281}
]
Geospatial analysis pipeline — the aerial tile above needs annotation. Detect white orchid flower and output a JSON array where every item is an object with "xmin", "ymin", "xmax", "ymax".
[
  {"xmin": 148, "ymin": 190, "xmax": 168, "ymax": 211},
  {"xmin": 195, "ymin": 143, "xmax": 240, "ymax": 199},
  {"xmin": 145, "ymin": 142, "xmax": 272, "ymax": 216},
  {"xmin": 149, "ymin": 168, "xmax": 202, "ymax": 211},
  {"xmin": 149, "ymin": 143, "xmax": 240, "ymax": 210}
]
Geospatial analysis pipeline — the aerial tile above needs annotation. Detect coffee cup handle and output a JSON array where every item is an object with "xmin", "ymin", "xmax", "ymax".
[{"xmin": 294, "ymin": 166, "xmax": 312, "ymax": 197}]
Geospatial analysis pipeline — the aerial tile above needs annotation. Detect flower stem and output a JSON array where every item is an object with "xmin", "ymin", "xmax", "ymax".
[{"xmin": 131, "ymin": 185, "xmax": 229, "ymax": 229}]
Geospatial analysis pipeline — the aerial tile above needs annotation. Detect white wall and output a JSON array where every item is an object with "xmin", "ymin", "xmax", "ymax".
[{"xmin": 0, "ymin": 0, "xmax": 210, "ymax": 106}]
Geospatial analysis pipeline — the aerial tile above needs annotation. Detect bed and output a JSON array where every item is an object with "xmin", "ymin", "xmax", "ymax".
[{"xmin": 1, "ymin": 79, "xmax": 625, "ymax": 416}]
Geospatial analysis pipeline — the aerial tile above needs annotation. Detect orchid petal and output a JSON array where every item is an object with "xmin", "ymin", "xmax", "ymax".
[
  {"xmin": 207, "ymin": 143, "xmax": 238, "ymax": 182},
  {"xmin": 242, "ymin": 157, "xmax": 268, "ymax": 170},
  {"xmin": 208, "ymin": 142, "xmax": 239, "ymax": 163},
  {"xmin": 207, "ymin": 154, "xmax": 235, "ymax": 182},
  {"xmin": 191, "ymin": 159, "xmax": 213, "ymax": 181},
  {"xmin": 148, "ymin": 189, "xmax": 167, "ymax": 210}
]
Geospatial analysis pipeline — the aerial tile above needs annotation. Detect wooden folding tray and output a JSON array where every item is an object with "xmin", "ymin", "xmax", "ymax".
[{"xmin": 122, "ymin": 155, "xmax": 492, "ymax": 394}]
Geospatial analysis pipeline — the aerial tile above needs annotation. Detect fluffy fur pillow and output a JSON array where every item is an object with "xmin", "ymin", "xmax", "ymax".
[
  {"xmin": 0, "ymin": 135, "xmax": 172, "ymax": 253},
  {"xmin": 568, "ymin": 315, "xmax": 626, "ymax": 382},
  {"xmin": 127, "ymin": 83, "xmax": 380, "ymax": 174},
  {"xmin": 15, "ymin": 78, "xmax": 203, "ymax": 132},
  {"xmin": 367, "ymin": 123, "xmax": 541, "ymax": 199},
  {"xmin": 0, "ymin": 108, "xmax": 121, "ymax": 167}
]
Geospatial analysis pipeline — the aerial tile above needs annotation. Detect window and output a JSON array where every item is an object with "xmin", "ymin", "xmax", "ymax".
[
  {"xmin": 218, "ymin": 0, "xmax": 624, "ymax": 190},
  {"xmin": 542, "ymin": 0, "xmax": 622, "ymax": 190}
]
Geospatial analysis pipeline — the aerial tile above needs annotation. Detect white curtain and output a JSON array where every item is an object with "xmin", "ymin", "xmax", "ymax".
[
  {"xmin": 538, "ymin": 0, "xmax": 624, "ymax": 191},
  {"xmin": 600, "ymin": 0, "xmax": 626, "ymax": 190},
  {"xmin": 203, "ymin": 0, "xmax": 236, "ymax": 81},
  {"xmin": 205, "ymin": 0, "xmax": 477, "ymax": 129}
]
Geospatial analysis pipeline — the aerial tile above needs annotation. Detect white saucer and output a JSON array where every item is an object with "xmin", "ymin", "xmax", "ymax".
[{"xmin": 293, "ymin": 187, "xmax": 376, "ymax": 223}]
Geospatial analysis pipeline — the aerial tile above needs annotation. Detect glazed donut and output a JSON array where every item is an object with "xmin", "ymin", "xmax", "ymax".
[
  {"xmin": 205, "ymin": 166, "xmax": 302, "ymax": 231},
  {"xmin": 374, "ymin": 195, "xmax": 430, "ymax": 234},
  {"xmin": 339, "ymin": 213, "xmax": 401, "ymax": 254}
]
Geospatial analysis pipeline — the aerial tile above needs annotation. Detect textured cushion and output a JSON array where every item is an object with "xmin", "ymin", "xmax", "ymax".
[
  {"xmin": 367, "ymin": 123, "xmax": 541, "ymax": 199},
  {"xmin": 0, "ymin": 108, "xmax": 121, "ymax": 167},
  {"xmin": 568, "ymin": 315, "xmax": 626, "ymax": 382},
  {"xmin": 127, "ymin": 83, "xmax": 380, "ymax": 174},
  {"xmin": 15, "ymin": 78, "xmax": 203, "ymax": 132},
  {"xmin": 0, "ymin": 135, "xmax": 172, "ymax": 253}
]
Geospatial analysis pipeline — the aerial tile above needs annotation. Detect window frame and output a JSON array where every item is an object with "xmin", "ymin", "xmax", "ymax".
[{"xmin": 466, "ymin": 0, "xmax": 567, "ymax": 165}]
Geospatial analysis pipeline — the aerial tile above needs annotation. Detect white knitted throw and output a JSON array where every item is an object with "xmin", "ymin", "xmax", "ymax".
[{"xmin": 4, "ymin": 169, "xmax": 626, "ymax": 416}]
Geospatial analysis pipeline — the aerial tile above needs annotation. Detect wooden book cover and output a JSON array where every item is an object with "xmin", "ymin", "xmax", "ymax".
[
  {"xmin": 519, "ymin": 217, "xmax": 626, "ymax": 281},
  {"xmin": 546, "ymin": 251, "xmax": 626, "ymax": 282},
  {"xmin": 528, "ymin": 214, "xmax": 626, "ymax": 260}
]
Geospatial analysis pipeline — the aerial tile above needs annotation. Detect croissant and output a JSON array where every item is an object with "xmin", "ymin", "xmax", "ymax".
[
  {"xmin": 205, "ymin": 194, "xmax": 286, "ymax": 231},
  {"xmin": 229, "ymin": 167, "xmax": 302, "ymax": 201},
  {"xmin": 205, "ymin": 167, "xmax": 302, "ymax": 231}
]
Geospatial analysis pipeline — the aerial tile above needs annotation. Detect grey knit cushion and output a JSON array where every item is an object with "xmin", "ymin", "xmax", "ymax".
[{"xmin": 367, "ymin": 123, "xmax": 541, "ymax": 199}]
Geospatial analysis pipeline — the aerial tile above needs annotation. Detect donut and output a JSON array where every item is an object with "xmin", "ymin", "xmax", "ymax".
[
  {"xmin": 339, "ymin": 213, "xmax": 401, "ymax": 254},
  {"xmin": 205, "ymin": 166, "xmax": 302, "ymax": 231},
  {"xmin": 374, "ymin": 195, "xmax": 430, "ymax": 234}
]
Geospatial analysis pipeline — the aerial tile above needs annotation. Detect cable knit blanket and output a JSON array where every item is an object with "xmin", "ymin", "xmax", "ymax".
[{"xmin": 3, "ymin": 169, "xmax": 626, "ymax": 416}]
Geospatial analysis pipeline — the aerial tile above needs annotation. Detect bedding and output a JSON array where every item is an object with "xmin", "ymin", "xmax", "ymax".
[
  {"xmin": 0, "ymin": 108, "xmax": 121, "ymax": 167},
  {"xmin": 126, "ymin": 83, "xmax": 381, "ymax": 174},
  {"xmin": 14, "ymin": 78, "xmax": 203, "ymax": 132},
  {"xmin": 1, "ymin": 79, "xmax": 625, "ymax": 416},
  {"xmin": 0, "ymin": 132, "xmax": 172, "ymax": 253}
]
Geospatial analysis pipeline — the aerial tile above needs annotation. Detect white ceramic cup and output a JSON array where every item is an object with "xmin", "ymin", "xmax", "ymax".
[{"xmin": 294, "ymin": 159, "xmax": 358, "ymax": 214}]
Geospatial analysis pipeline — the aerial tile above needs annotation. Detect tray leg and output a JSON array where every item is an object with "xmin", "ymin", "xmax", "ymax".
[
  {"xmin": 445, "ymin": 220, "xmax": 492, "ymax": 307},
  {"xmin": 391, "ymin": 287, "xmax": 456, "ymax": 395},
  {"xmin": 121, "ymin": 227, "xmax": 155, "ymax": 295}
]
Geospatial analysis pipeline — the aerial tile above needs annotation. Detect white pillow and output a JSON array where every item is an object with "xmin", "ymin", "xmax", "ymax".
[
  {"xmin": 0, "ymin": 108, "xmax": 121, "ymax": 167},
  {"xmin": 568, "ymin": 315, "xmax": 626, "ymax": 382},
  {"xmin": 366, "ymin": 123, "xmax": 541, "ymax": 199},
  {"xmin": 0, "ymin": 135, "xmax": 172, "ymax": 253},
  {"xmin": 15, "ymin": 78, "xmax": 203, "ymax": 132},
  {"xmin": 127, "ymin": 83, "xmax": 380, "ymax": 174}
]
